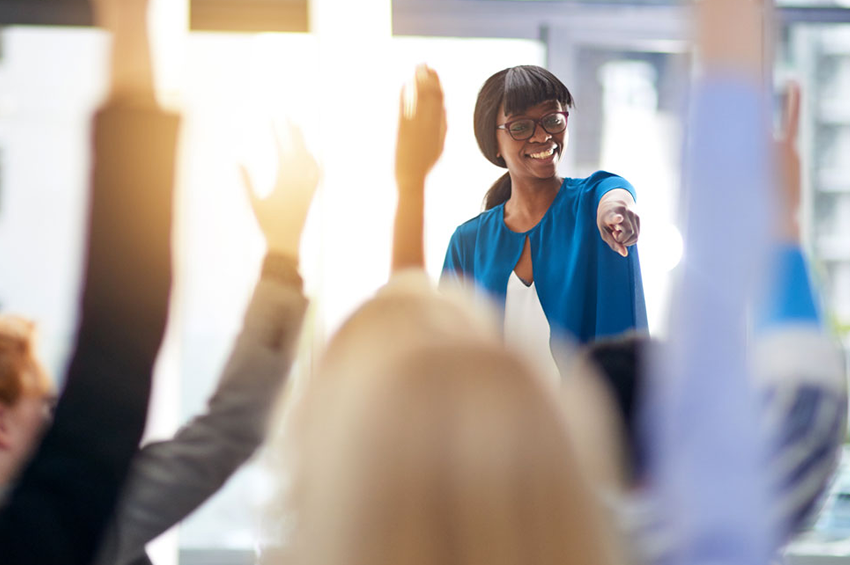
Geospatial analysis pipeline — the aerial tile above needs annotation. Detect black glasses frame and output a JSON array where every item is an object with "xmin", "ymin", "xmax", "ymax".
[{"xmin": 496, "ymin": 111, "xmax": 570, "ymax": 141}]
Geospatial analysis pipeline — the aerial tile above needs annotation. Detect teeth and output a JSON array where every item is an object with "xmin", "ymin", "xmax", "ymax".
[{"xmin": 529, "ymin": 147, "xmax": 556, "ymax": 159}]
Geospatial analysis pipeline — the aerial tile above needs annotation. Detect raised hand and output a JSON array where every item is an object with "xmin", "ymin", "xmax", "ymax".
[
  {"xmin": 395, "ymin": 64, "xmax": 448, "ymax": 189},
  {"xmin": 597, "ymin": 189, "xmax": 640, "ymax": 258},
  {"xmin": 697, "ymin": 0, "xmax": 765, "ymax": 77},
  {"xmin": 776, "ymin": 82, "xmax": 801, "ymax": 242},
  {"xmin": 241, "ymin": 123, "xmax": 320, "ymax": 260},
  {"xmin": 392, "ymin": 65, "xmax": 447, "ymax": 272},
  {"xmin": 91, "ymin": 0, "xmax": 154, "ymax": 102}
]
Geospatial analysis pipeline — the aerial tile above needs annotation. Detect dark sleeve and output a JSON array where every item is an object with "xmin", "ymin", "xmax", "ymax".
[
  {"xmin": 0, "ymin": 103, "xmax": 179, "ymax": 565},
  {"xmin": 588, "ymin": 172, "xmax": 647, "ymax": 337},
  {"xmin": 95, "ymin": 256, "xmax": 308, "ymax": 565}
]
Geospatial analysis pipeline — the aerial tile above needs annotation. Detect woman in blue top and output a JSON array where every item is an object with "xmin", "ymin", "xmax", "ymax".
[{"xmin": 441, "ymin": 65, "xmax": 647, "ymax": 351}]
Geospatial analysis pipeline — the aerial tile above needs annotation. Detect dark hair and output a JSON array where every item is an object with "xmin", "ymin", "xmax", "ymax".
[
  {"xmin": 474, "ymin": 65, "xmax": 574, "ymax": 210},
  {"xmin": 583, "ymin": 332, "xmax": 652, "ymax": 483}
]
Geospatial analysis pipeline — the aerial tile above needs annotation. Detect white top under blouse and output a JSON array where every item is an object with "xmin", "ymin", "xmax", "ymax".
[{"xmin": 503, "ymin": 271, "xmax": 562, "ymax": 388}]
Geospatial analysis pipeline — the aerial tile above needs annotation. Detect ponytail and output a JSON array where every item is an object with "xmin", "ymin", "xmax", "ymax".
[
  {"xmin": 483, "ymin": 172, "xmax": 512, "ymax": 210},
  {"xmin": 475, "ymin": 65, "xmax": 573, "ymax": 211}
]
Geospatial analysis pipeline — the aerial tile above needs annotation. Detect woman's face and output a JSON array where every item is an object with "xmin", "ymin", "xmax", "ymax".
[{"xmin": 496, "ymin": 99, "xmax": 568, "ymax": 183}]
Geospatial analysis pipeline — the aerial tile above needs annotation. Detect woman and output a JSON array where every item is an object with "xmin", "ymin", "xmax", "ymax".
[
  {"xmin": 258, "ymin": 67, "xmax": 624, "ymax": 565},
  {"xmin": 441, "ymin": 65, "xmax": 647, "ymax": 367}
]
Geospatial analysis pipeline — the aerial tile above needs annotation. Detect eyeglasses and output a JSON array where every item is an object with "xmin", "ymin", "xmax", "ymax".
[{"xmin": 496, "ymin": 111, "xmax": 569, "ymax": 141}]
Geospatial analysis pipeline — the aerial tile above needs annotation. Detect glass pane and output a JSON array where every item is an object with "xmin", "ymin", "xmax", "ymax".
[
  {"xmin": 777, "ymin": 0, "xmax": 850, "ymax": 6},
  {"xmin": 776, "ymin": 24, "xmax": 850, "ymax": 332},
  {"xmin": 0, "ymin": 26, "xmax": 107, "ymax": 380}
]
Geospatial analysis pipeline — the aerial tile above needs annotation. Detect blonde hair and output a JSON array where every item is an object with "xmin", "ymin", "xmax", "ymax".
[
  {"xmin": 0, "ymin": 315, "xmax": 52, "ymax": 406},
  {"xmin": 267, "ymin": 274, "xmax": 620, "ymax": 565}
]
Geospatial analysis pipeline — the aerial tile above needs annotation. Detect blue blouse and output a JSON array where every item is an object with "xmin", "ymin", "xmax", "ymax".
[{"xmin": 441, "ymin": 171, "xmax": 647, "ymax": 344}]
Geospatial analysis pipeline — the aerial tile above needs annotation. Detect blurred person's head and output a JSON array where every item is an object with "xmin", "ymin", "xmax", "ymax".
[
  {"xmin": 0, "ymin": 315, "xmax": 54, "ymax": 487},
  {"xmin": 580, "ymin": 332, "xmax": 652, "ymax": 486},
  {"xmin": 474, "ymin": 65, "xmax": 574, "ymax": 209},
  {"xmin": 267, "ymin": 273, "xmax": 621, "ymax": 565}
]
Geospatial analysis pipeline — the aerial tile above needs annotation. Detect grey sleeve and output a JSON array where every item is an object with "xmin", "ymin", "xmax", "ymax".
[{"xmin": 95, "ymin": 271, "xmax": 308, "ymax": 565}]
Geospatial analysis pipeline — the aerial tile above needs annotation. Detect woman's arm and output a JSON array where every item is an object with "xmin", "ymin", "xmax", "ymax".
[
  {"xmin": 597, "ymin": 188, "xmax": 639, "ymax": 257},
  {"xmin": 95, "ymin": 125, "xmax": 318, "ymax": 565},
  {"xmin": 0, "ymin": 0, "xmax": 177, "ymax": 562},
  {"xmin": 392, "ymin": 65, "xmax": 447, "ymax": 273},
  {"xmin": 645, "ymin": 1, "xmax": 776, "ymax": 564}
]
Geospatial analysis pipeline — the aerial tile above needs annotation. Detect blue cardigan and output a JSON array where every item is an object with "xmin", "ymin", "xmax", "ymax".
[{"xmin": 441, "ymin": 171, "xmax": 647, "ymax": 344}]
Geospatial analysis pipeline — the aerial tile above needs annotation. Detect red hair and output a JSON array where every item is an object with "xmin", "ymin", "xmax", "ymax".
[{"xmin": 0, "ymin": 315, "xmax": 52, "ymax": 406}]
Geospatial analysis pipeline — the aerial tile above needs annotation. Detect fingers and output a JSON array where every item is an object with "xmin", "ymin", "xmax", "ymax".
[
  {"xmin": 239, "ymin": 164, "xmax": 261, "ymax": 214},
  {"xmin": 400, "ymin": 64, "xmax": 442, "ymax": 123},
  {"xmin": 606, "ymin": 213, "xmax": 632, "ymax": 243},
  {"xmin": 272, "ymin": 120, "xmax": 320, "ymax": 188},
  {"xmin": 599, "ymin": 209, "xmax": 639, "ymax": 257},
  {"xmin": 783, "ymin": 81, "xmax": 801, "ymax": 144},
  {"xmin": 273, "ymin": 120, "xmax": 308, "ymax": 159},
  {"xmin": 401, "ymin": 77, "xmax": 417, "ymax": 121},
  {"xmin": 600, "ymin": 229, "xmax": 628, "ymax": 257},
  {"xmin": 598, "ymin": 219, "xmax": 626, "ymax": 257},
  {"xmin": 411, "ymin": 64, "xmax": 444, "ymax": 119},
  {"xmin": 396, "ymin": 64, "xmax": 447, "ymax": 184},
  {"xmin": 415, "ymin": 64, "xmax": 442, "ymax": 93}
]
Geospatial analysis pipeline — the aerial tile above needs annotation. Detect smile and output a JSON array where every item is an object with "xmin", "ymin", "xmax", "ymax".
[{"xmin": 527, "ymin": 146, "xmax": 557, "ymax": 160}]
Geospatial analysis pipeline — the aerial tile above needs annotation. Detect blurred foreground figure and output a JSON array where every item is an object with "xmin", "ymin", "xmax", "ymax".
[
  {"xmin": 639, "ymin": 1, "xmax": 826, "ymax": 564},
  {"xmin": 587, "ymin": 244, "xmax": 846, "ymax": 559},
  {"xmin": 261, "ymin": 67, "xmax": 621, "ymax": 565},
  {"xmin": 0, "ymin": 5, "xmax": 317, "ymax": 564},
  {"xmin": 583, "ymin": 85, "xmax": 846, "ymax": 559},
  {"xmin": 91, "ymin": 122, "xmax": 315, "ymax": 565},
  {"xmin": 0, "ymin": 0, "xmax": 177, "ymax": 561}
]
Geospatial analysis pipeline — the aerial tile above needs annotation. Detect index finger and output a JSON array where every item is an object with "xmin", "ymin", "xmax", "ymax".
[
  {"xmin": 605, "ymin": 212, "xmax": 625, "ymax": 228},
  {"xmin": 415, "ymin": 65, "xmax": 444, "ymax": 101}
]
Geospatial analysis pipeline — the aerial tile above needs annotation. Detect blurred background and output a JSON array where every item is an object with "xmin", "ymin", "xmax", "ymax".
[{"xmin": 0, "ymin": 0, "xmax": 848, "ymax": 563}]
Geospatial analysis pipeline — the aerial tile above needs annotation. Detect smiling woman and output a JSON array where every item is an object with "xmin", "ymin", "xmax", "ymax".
[{"xmin": 441, "ymin": 65, "xmax": 647, "ymax": 380}]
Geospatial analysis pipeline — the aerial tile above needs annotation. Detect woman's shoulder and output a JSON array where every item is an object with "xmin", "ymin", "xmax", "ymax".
[
  {"xmin": 569, "ymin": 170, "xmax": 631, "ymax": 189},
  {"xmin": 565, "ymin": 171, "xmax": 635, "ymax": 200},
  {"xmin": 451, "ymin": 206, "xmax": 503, "ymax": 240}
]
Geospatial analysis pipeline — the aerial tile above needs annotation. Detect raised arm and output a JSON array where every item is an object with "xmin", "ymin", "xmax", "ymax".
[
  {"xmin": 645, "ymin": 1, "xmax": 776, "ymax": 564},
  {"xmin": 392, "ymin": 65, "xmax": 447, "ymax": 273},
  {"xmin": 95, "ymin": 124, "xmax": 318, "ymax": 565},
  {"xmin": 754, "ymin": 83, "xmax": 847, "ymax": 541},
  {"xmin": 0, "ymin": 0, "xmax": 178, "ymax": 562},
  {"xmin": 95, "ymin": 0, "xmax": 154, "ymax": 105}
]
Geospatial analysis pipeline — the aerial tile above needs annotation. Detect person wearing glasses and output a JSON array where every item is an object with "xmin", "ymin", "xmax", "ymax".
[{"xmin": 441, "ymin": 65, "xmax": 646, "ymax": 382}]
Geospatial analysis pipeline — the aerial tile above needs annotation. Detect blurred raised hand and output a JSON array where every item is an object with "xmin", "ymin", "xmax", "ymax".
[
  {"xmin": 91, "ymin": 0, "xmax": 154, "ymax": 102},
  {"xmin": 697, "ymin": 0, "xmax": 766, "ymax": 77},
  {"xmin": 392, "ymin": 65, "xmax": 447, "ymax": 271},
  {"xmin": 776, "ymin": 82, "xmax": 802, "ymax": 242},
  {"xmin": 395, "ymin": 64, "xmax": 447, "ymax": 189},
  {"xmin": 241, "ymin": 124, "xmax": 320, "ymax": 260}
]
